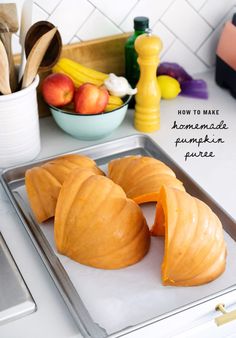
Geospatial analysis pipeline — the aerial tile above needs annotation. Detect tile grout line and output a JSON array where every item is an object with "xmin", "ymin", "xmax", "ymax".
[
  {"xmin": 160, "ymin": 19, "xmax": 199, "ymax": 53},
  {"xmin": 160, "ymin": 38, "xmax": 176, "ymax": 60},
  {"xmin": 156, "ymin": 0, "xmax": 213, "ymax": 57},
  {"xmin": 44, "ymin": 0, "xmax": 64, "ymax": 18},
  {"xmin": 151, "ymin": 20, "xmax": 176, "ymax": 56},
  {"xmin": 197, "ymin": 2, "xmax": 236, "ymax": 30},
  {"xmin": 198, "ymin": 0, "xmax": 208, "ymax": 11},
  {"xmin": 119, "ymin": 0, "xmax": 140, "ymax": 26},
  {"xmin": 159, "ymin": 19, "xmax": 210, "ymax": 69},
  {"xmin": 195, "ymin": 5, "xmax": 236, "ymax": 66},
  {"xmin": 195, "ymin": 28, "xmax": 218, "ymax": 56},
  {"xmin": 73, "ymin": 6, "xmax": 97, "ymax": 42},
  {"xmin": 68, "ymin": 35, "xmax": 81, "ymax": 45},
  {"xmin": 85, "ymin": 5, "xmax": 125, "ymax": 33},
  {"xmin": 152, "ymin": 0, "xmax": 177, "ymax": 28},
  {"xmin": 186, "ymin": 0, "xmax": 214, "ymax": 29},
  {"xmin": 73, "ymin": 8, "xmax": 123, "ymax": 43},
  {"xmin": 196, "ymin": 5, "xmax": 236, "ymax": 54},
  {"xmin": 33, "ymin": 1, "xmax": 50, "ymax": 16}
]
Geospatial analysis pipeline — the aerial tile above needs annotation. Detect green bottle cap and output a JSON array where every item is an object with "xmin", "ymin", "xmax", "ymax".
[{"xmin": 134, "ymin": 17, "xmax": 149, "ymax": 31}]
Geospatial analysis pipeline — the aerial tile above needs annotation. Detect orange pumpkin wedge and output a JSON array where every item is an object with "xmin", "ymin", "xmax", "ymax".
[
  {"xmin": 152, "ymin": 186, "xmax": 227, "ymax": 286},
  {"xmin": 108, "ymin": 156, "xmax": 185, "ymax": 204},
  {"xmin": 25, "ymin": 154, "xmax": 103, "ymax": 223},
  {"xmin": 54, "ymin": 168, "xmax": 150, "ymax": 269}
]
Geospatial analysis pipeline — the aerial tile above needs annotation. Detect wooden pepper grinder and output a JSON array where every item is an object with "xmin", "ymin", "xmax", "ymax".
[{"xmin": 134, "ymin": 29, "xmax": 162, "ymax": 132}]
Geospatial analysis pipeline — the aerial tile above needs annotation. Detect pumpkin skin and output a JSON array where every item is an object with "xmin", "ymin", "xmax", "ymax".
[
  {"xmin": 54, "ymin": 168, "xmax": 150, "ymax": 269},
  {"xmin": 25, "ymin": 154, "xmax": 103, "ymax": 223},
  {"xmin": 108, "ymin": 156, "xmax": 185, "ymax": 204},
  {"xmin": 152, "ymin": 186, "xmax": 227, "ymax": 286}
]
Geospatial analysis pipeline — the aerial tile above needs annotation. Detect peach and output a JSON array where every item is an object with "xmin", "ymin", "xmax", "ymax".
[
  {"xmin": 74, "ymin": 83, "xmax": 109, "ymax": 114},
  {"xmin": 41, "ymin": 73, "xmax": 75, "ymax": 107}
]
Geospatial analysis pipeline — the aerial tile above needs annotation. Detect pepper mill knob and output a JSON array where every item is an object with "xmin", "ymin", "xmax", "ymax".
[
  {"xmin": 135, "ymin": 29, "xmax": 162, "ymax": 57},
  {"xmin": 134, "ymin": 31, "xmax": 162, "ymax": 132}
]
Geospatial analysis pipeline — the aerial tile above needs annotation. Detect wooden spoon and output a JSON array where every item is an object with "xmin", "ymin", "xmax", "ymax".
[
  {"xmin": 22, "ymin": 27, "xmax": 57, "ymax": 89},
  {"xmin": 18, "ymin": 0, "xmax": 33, "ymax": 82},
  {"xmin": 0, "ymin": 39, "xmax": 11, "ymax": 95},
  {"xmin": 0, "ymin": 3, "xmax": 18, "ymax": 92},
  {"xmin": 0, "ymin": 4, "xmax": 18, "ymax": 32},
  {"xmin": 25, "ymin": 21, "xmax": 62, "ymax": 72}
]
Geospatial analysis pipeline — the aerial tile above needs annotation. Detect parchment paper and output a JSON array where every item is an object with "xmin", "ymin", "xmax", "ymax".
[{"xmin": 18, "ymin": 182, "xmax": 236, "ymax": 335}]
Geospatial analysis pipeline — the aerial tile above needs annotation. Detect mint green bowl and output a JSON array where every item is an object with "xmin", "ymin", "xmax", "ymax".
[{"xmin": 48, "ymin": 95, "xmax": 131, "ymax": 140}]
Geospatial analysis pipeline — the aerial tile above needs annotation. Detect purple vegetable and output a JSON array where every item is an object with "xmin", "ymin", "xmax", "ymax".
[
  {"xmin": 157, "ymin": 62, "xmax": 208, "ymax": 99},
  {"xmin": 180, "ymin": 79, "xmax": 208, "ymax": 99},
  {"xmin": 157, "ymin": 62, "xmax": 193, "ymax": 83}
]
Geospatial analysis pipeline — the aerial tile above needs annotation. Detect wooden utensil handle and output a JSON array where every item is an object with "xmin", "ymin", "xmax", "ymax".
[{"xmin": 0, "ymin": 32, "xmax": 17, "ymax": 92}]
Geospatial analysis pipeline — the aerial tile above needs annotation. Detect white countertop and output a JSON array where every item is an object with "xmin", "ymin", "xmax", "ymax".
[{"xmin": 0, "ymin": 70, "xmax": 236, "ymax": 338}]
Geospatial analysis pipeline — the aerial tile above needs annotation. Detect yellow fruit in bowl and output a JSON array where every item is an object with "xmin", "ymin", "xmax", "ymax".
[{"xmin": 157, "ymin": 75, "xmax": 181, "ymax": 99}]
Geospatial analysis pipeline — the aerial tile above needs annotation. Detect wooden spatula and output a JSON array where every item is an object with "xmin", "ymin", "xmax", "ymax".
[
  {"xmin": 0, "ymin": 3, "xmax": 18, "ymax": 92},
  {"xmin": 0, "ymin": 39, "xmax": 11, "ymax": 95},
  {"xmin": 22, "ymin": 27, "xmax": 57, "ymax": 89},
  {"xmin": 0, "ymin": 4, "xmax": 18, "ymax": 32},
  {"xmin": 18, "ymin": 0, "xmax": 33, "ymax": 82}
]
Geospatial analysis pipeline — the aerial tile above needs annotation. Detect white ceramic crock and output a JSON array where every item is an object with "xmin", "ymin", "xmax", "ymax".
[{"xmin": 0, "ymin": 76, "xmax": 41, "ymax": 168}]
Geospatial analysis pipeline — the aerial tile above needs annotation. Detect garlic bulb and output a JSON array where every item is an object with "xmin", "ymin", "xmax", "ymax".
[{"xmin": 104, "ymin": 73, "xmax": 137, "ymax": 97}]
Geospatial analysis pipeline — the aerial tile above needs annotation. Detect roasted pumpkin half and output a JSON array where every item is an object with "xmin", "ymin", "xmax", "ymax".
[
  {"xmin": 54, "ymin": 168, "xmax": 150, "ymax": 269},
  {"xmin": 152, "ymin": 186, "xmax": 227, "ymax": 286},
  {"xmin": 25, "ymin": 154, "xmax": 103, "ymax": 223},
  {"xmin": 108, "ymin": 156, "xmax": 185, "ymax": 204}
]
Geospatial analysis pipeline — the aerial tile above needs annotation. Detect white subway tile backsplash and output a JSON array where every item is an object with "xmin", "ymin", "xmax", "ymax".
[
  {"xmin": 32, "ymin": 3, "xmax": 48, "ymax": 23},
  {"xmin": 12, "ymin": 34, "xmax": 21, "ymax": 54},
  {"xmin": 11, "ymin": 0, "xmax": 236, "ymax": 74},
  {"xmin": 89, "ymin": 0, "xmax": 138, "ymax": 25},
  {"xmin": 196, "ymin": 25, "xmax": 222, "ymax": 66},
  {"xmin": 47, "ymin": 0, "xmax": 94, "ymax": 44},
  {"xmin": 152, "ymin": 21, "xmax": 175, "ymax": 55},
  {"xmin": 70, "ymin": 36, "xmax": 81, "ymax": 44},
  {"xmin": 200, "ymin": 0, "xmax": 235, "ymax": 27},
  {"xmin": 33, "ymin": 0, "xmax": 61, "ymax": 14},
  {"xmin": 120, "ymin": 0, "xmax": 175, "ymax": 32},
  {"xmin": 77, "ymin": 9, "xmax": 122, "ymax": 41},
  {"xmin": 187, "ymin": 0, "xmax": 207, "ymax": 11},
  {"xmin": 162, "ymin": 0, "xmax": 212, "ymax": 52},
  {"xmin": 197, "ymin": 7, "xmax": 236, "ymax": 66},
  {"xmin": 14, "ymin": 1, "xmax": 47, "ymax": 36},
  {"xmin": 162, "ymin": 39, "xmax": 208, "ymax": 74}
]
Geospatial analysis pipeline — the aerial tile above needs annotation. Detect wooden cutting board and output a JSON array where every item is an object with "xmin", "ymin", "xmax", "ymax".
[{"xmin": 14, "ymin": 33, "xmax": 130, "ymax": 117}]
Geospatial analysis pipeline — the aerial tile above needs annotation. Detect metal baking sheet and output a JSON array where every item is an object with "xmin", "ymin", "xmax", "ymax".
[
  {"xmin": 0, "ymin": 232, "xmax": 36, "ymax": 325},
  {"xmin": 1, "ymin": 134, "xmax": 236, "ymax": 337}
]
